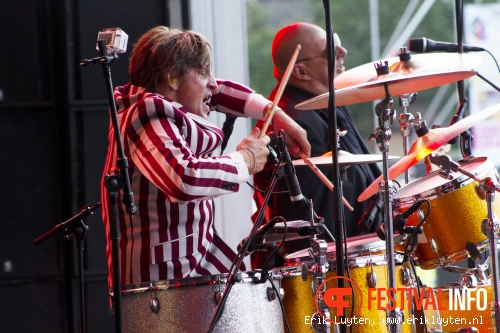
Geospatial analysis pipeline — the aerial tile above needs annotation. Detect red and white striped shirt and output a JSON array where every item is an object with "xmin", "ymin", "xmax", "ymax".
[{"xmin": 101, "ymin": 81, "xmax": 270, "ymax": 288}]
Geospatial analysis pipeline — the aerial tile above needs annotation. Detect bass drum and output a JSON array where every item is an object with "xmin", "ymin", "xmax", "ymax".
[
  {"xmin": 281, "ymin": 234, "xmax": 414, "ymax": 333},
  {"xmin": 120, "ymin": 272, "xmax": 283, "ymax": 333},
  {"xmin": 393, "ymin": 157, "xmax": 500, "ymax": 269}
]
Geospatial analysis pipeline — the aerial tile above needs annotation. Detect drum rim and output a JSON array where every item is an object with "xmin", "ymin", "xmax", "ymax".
[
  {"xmin": 393, "ymin": 157, "xmax": 492, "ymax": 206},
  {"xmin": 415, "ymin": 238, "xmax": 490, "ymax": 270},
  {"xmin": 120, "ymin": 271, "xmax": 281, "ymax": 294},
  {"xmin": 279, "ymin": 253, "xmax": 405, "ymax": 275},
  {"xmin": 284, "ymin": 233, "xmax": 404, "ymax": 265}
]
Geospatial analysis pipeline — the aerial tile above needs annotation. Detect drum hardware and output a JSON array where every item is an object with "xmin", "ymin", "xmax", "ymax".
[
  {"xmin": 149, "ymin": 286, "xmax": 160, "ymax": 314},
  {"xmin": 459, "ymin": 273, "xmax": 479, "ymax": 289},
  {"xmin": 401, "ymin": 267, "xmax": 412, "ymax": 286},
  {"xmin": 466, "ymin": 242, "xmax": 489, "ymax": 285},
  {"xmin": 429, "ymin": 239, "xmax": 444, "ymax": 268},
  {"xmin": 479, "ymin": 176, "xmax": 500, "ymax": 332},
  {"xmin": 309, "ymin": 237, "xmax": 331, "ymax": 333},
  {"xmin": 457, "ymin": 328, "xmax": 479, "ymax": 333},
  {"xmin": 368, "ymin": 263, "xmax": 377, "ymax": 288}
]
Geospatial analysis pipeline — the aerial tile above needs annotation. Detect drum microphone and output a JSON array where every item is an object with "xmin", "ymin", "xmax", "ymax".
[
  {"xmin": 408, "ymin": 37, "xmax": 484, "ymax": 53},
  {"xmin": 237, "ymin": 219, "xmax": 278, "ymax": 256},
  {"xmin": 357, "ymin": 196, "xmax": 383, "ymax": 233},
  {"xmin": 220, "ymin": 114, "xmax": 237, "ymax": 154},
  {"xmin": 277, "ymin": 134, "xmax": 305, "ymax": 206},
  {"xmin": 377, "ymin": 200, "xmax": 424, "ymax": 240}
]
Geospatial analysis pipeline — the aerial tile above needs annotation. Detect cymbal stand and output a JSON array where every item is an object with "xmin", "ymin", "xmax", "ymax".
[
  {"xmin": 432, "ymin": 155, "xmax": 500, "ymax": 331},
  {"xmin": 398, "ymin": 93, "xmax": 417, "ymax": 184},
  {"xmin": 369, "ymin": 67, "xmax": 402, "ymax": 333},
  {"xmin": 480, "ymin": 176, "xmax": 500, "ymax": 332}
]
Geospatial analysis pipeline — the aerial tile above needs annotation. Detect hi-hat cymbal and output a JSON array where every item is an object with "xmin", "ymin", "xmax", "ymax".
[
  {"xmin": 358, "ymin": 102, "xmax": 500, "ymax": 202},
  {"xmin": 296, "ymin": 53, "xmax": 482, "ymax": 109},
  {"xmin": 293, "ymin": 150, "xmax": 399, "ymax": 169}
]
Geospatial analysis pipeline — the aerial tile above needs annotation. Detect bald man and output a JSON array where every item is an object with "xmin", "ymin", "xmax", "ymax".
[{"xmin": 252, "ymin": 22, "xmax": 382, "ymax": 268}]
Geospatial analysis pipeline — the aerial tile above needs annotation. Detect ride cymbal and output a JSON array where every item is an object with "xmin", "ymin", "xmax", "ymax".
[
  {"xmin": 358, "ymin": 102, "xmax": 500, "ymax": 202},
  {"xmin": 296, "ymin": 53, "xmax": 482, "ymax": 109},
  {"xmin": 293, "ymin": 150, "xmax": 399, "ymax": 169}
]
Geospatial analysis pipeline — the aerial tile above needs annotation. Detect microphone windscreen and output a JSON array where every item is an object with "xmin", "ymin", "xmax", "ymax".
[{"xmin": 408, "ymin": 38, "xmax": 425, "ymax": 53}]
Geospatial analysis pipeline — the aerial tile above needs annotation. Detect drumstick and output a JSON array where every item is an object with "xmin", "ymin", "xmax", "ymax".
[
  {"xmin": 259, "ymin": 44, "xmax": 301, "ymax": 137},
  {"xmin": 299, "ymin": 152, "xmax": 354, "ymax": 212}
]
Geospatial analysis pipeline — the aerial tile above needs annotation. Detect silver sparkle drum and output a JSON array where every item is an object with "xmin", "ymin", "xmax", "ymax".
[{"xmin": 120, "ymin": 272, "xmax": 284, "ymax": 333}]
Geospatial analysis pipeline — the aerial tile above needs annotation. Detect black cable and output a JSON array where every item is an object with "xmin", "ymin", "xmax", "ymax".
[
  {"xmin": 260, "ymin": 217, "xmax": 287, "ymax": 270},
  {"xmin": 245, "ymin": 181, "xmax": 290, "ymax": 196},
  {"xmin": 402, "ymin": 199, "xmax": 431, "ymax": 258}
]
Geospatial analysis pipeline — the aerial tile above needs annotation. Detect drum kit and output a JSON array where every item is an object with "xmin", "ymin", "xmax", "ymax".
[{"xmin": 119, "ymin": 50, "xmax": 500, "ymax": 333}]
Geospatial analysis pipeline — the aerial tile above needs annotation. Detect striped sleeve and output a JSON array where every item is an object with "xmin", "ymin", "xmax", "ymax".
[
  {"xmin": 214, "ymin": 79, "xmax": 270, "ymax": 120},
  {"xmin": 127, "ymin": 96, "xmax": 247, "ymax": 203}
]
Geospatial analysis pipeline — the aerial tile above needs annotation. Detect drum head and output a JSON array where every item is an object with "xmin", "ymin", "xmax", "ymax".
[
  {"xmin": 393, "ymin": 157, "xmax": 491, "ymax": 206},
  {"xmin": 285, "ymin": 233, "xmax": 388, "ymax": 265}
]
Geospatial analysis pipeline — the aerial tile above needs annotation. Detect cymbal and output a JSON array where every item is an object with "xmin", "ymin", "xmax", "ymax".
[
  {"xmin": 296, "ymin": 53, "xmax": 482, "ymax": 109},
  {"xmin": 293, "ymin": 150, "xmax": 399, "ymax": 168},
  {"xmin": 358, "ymin": 102, "xmax": 500, "ymax": 202},
  {"xmin": 263, "ymin": 220, "xmax": 312, "ymax": 243}
]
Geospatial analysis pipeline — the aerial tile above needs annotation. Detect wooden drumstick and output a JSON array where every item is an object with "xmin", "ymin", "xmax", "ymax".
[
  {"xmin": 259, "ymin": 44, "xmax": 301, "ymax": 137},
  {"xmin": 299, "ymin": 152, "xmax": 354, "ymax": 212}
]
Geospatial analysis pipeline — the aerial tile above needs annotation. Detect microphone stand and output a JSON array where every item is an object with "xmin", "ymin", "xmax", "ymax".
[
  {"xmin": 81, "ymin": 40, "xmax": 137, "ymax": 333},
  {"xmin": 322, "ymin": 2, "xmax": 346, "ymax": 331},
  {"xmin": 33, "ymin": 202, "xmax": 101, "ymax": 333},
  {"xmin": 207, "ymin": 141, "xmax": 283, "ymax": 333},
  {"xmin": 455, "ymin": 0, "xmax": 465, "ymax": 102}
]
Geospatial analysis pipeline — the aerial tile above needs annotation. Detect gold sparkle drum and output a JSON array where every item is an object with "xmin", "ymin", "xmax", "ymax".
[
  {"xmin": 121, "ymin": 272, "xmax": 284, "ymax": 333},
  {"xmin": 281, "ymin": 234, "xmax": 414, "ymax": 333},
  {"xmin": 435, "ymin": 283, "xmax": 494, "ymax": 332},
  {"xmin": 392, "ymin": 157, "xmax": 500, "ymax": 270}
]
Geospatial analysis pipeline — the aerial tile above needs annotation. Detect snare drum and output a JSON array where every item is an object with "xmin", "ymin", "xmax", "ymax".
[
  {"xmin": 280, "ymin": 235, "xmax": 414, "ymax": 333},
  {"xmin": 121, "ymin": 272, "xmax": 283, "ymax": 333},
  {"xmin": 285, "ymin": 233, "xmax": 400, "ymax": 265},
  {"xmin": 393, "ymin": 157, "xmax": 500, "ymax": 269}
]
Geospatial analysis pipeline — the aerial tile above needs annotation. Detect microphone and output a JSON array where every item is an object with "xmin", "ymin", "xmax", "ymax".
[
  {"xmin": 408, "ymin": 37, "xmax": 484, "ymax": 53},
  {"xmin": 357, "ymin": 196, "xmax": 383, "ymax": 233},
  {"xmin": 377, "ymin": 200, "xmax": 424, "ymax": 240},
  {"xmin": 220, "ymin": 114, "xmax": 237, "ymax": 154},
  {"xmin": 277, "ymin": 134, "xmax": 304, "ymax": 206},
  {"xmin": 237, "ymin": 219, "xmax": 278, "ymax": 256}
]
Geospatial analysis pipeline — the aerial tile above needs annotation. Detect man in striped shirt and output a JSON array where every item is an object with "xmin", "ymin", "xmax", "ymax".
[{"xmin": 100, "ymin": 26, "xmax": 311, "ymax": 291}]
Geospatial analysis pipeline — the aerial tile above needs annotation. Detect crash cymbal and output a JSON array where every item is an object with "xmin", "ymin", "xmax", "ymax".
[
  {"xmin": 293, "ymin": 150, "xmax": 399, "ymax": 168},
  {"xmin": 335, "ymin": 52, "xmax": 483, "ymax": 90},
  {"xmin": 358, "ymin": 102, "xmax": 500, "ymax": 202},
  {"xmin": 296, "ymin": 53, "xmax": 482, "ymax": 109},
  {"xmin": 263, "ymin": 220, "xmax": 312, "ymax": 243}
]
